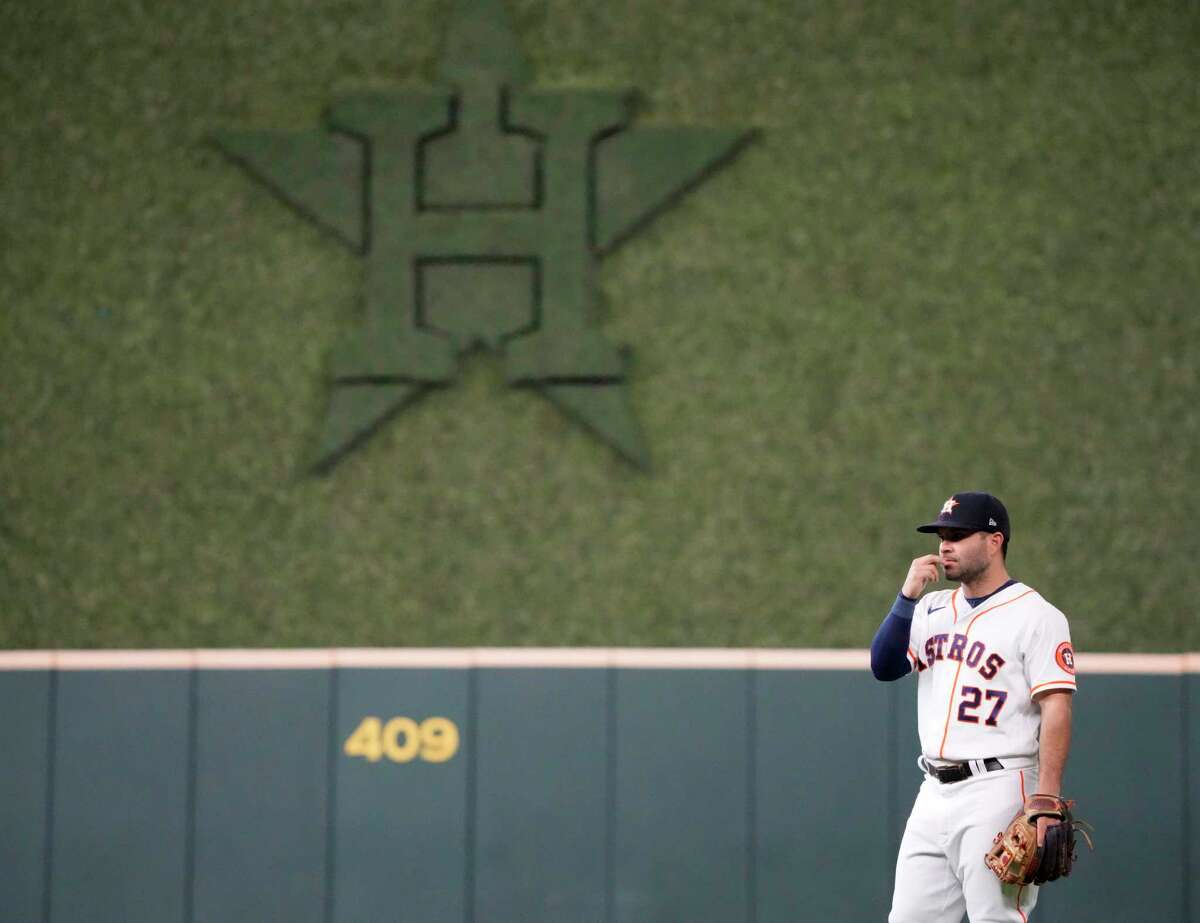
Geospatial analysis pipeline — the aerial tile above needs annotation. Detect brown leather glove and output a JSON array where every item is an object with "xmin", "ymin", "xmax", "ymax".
[{"xmin": 985, "ymin": 793, "xmax": 1094, "ymax": 885}]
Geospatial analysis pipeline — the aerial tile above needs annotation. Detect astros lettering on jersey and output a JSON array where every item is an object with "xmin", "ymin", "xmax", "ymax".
[{"xmin": 904, "ymin": 582, "xmax": 1076, "ymax": 761}]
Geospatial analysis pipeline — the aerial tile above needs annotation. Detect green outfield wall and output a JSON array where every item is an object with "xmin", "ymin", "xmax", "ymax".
[{"xmin": 0, "ymin": 651, "xmax": 1193, "ymax": 923}]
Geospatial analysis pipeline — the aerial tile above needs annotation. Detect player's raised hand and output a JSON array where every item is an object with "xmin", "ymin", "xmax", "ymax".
[{"xmin": 901, "ymin": 554, "xmax": 941, "ymax": 599}]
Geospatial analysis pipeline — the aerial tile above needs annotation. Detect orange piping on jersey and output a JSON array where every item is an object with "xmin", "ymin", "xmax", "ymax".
[
  {"xmin": 937, "ymin": 588, "xmax": 1039, "ymax": 758},
  {"xmin": 1030, "ymin": 679, "xmax": 1077, "ymax": 695},
  {"xmin": 937, "ymin": 591, "xmax": 966, "ymax": 757},
  {"xmin": 962, "ymin": 588, "xmax": 1037, "ymax": 635},
  {"xmin": 907, "ymin": 646, "xmax": 918, "ymax": 666},
  {"xmin": 938, "ymin": 660, "xmax": 968, "ymax": 758},
  {"xmin": 1019, "ymin": 769, "xmax": 1026, "ymax": 802}
]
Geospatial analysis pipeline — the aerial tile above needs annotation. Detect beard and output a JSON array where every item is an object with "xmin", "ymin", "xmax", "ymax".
[{"xmin": 946, "ymin": 557, "xmax": 987, "ymax": 584}]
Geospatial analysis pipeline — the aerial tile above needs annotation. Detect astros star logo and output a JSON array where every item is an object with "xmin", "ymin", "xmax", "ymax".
[
  {"xmin": 939, "ymin": 497, "xmax": 959, "ymax": 517},
  {"xmin": 214, "ymin": 0, "xmax": 756, "ymax": 472}
]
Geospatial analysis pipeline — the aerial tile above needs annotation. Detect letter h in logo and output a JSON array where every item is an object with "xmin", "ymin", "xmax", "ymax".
[{"xmin": 215, "ymin": 0, "xmax": 754, "ymax": 471}]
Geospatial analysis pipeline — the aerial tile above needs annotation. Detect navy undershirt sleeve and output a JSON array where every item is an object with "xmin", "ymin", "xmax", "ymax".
[{"xmin": 870, "ymin": 593, "xmax": 917, "ymax": 681}]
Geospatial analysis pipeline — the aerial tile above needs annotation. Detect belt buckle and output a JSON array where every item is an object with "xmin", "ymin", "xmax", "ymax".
[
  {"xmin": 940, "ymin": 764, "xmax": 968, "ymax": 784},
  {"xmin": 923, "ymin": 757, "xmax": 969, "ymax": 784}
]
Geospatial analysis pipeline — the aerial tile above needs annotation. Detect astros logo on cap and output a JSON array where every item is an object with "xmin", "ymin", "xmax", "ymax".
[{"xmin": 940, "ymin": 497, "xmax": 959, "ymax": 517}]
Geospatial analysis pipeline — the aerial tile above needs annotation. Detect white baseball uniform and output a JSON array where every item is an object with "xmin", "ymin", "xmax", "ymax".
[{"xmin": 889, "ymin": 580, "xmax": 1077, "ymax": 923}]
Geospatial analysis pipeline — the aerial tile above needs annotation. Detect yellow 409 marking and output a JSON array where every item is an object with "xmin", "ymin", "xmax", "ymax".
[{"xmin": 343, "ymin": 716, "xmax": 460, "ymax": 764}]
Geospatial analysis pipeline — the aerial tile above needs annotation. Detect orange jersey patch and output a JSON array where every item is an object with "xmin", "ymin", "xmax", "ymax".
[{"xmin": 1055, "ymin": 641, "xmax": 1076, "ymax": 674}]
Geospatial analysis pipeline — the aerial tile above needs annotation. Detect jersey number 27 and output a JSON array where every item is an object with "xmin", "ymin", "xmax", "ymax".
[{"xmin": 958, "ymin": 686, "xmax": 1007, "ymax": 726}]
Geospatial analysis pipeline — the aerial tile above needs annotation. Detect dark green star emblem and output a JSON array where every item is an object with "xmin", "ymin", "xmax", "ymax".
[{"xmin": 215, "ymin": 0, "xmax": 755, "ymax": 471}]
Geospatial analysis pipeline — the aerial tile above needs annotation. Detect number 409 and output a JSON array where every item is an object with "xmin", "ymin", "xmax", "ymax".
[{"xmin": 343, "ymin": 716, "xmax": 460, "ymax": 764}]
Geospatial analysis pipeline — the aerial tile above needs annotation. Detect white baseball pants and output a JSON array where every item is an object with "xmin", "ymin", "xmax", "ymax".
[{"xmin": 888, "ymin": 765, "xmax": 1040, "ymax": 923}]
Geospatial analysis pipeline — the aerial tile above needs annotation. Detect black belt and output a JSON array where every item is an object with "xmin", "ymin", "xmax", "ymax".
[{"xmin": 921, "ymin": 757, "xmax": 1004, "ymax": 784}]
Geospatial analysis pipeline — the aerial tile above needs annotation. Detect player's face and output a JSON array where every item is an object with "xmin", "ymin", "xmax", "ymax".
[{"xmin": 936, "ymin": 528, "xmax": 992, "ymax": 583}]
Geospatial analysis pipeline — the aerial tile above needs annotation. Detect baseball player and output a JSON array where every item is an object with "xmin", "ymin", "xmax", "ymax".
[{"xmin": 871, "ymin": 491, "xmax": 1078, "ymax": 922}]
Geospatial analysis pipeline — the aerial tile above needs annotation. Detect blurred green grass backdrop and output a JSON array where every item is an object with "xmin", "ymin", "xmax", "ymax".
[{"xmin": 2, "ymin": 0, "xmax": 1197, "ymax": 651}]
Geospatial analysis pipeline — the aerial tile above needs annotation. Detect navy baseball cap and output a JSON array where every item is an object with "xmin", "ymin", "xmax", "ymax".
[{"xmin": 916, "ymin": 491, "xmax": 1010, "ymax": 538}]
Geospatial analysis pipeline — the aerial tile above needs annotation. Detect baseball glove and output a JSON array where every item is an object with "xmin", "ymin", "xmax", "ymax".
[{"xmin": 985, "ymin": 793, "xmax": 1094, "ymax": 886}]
